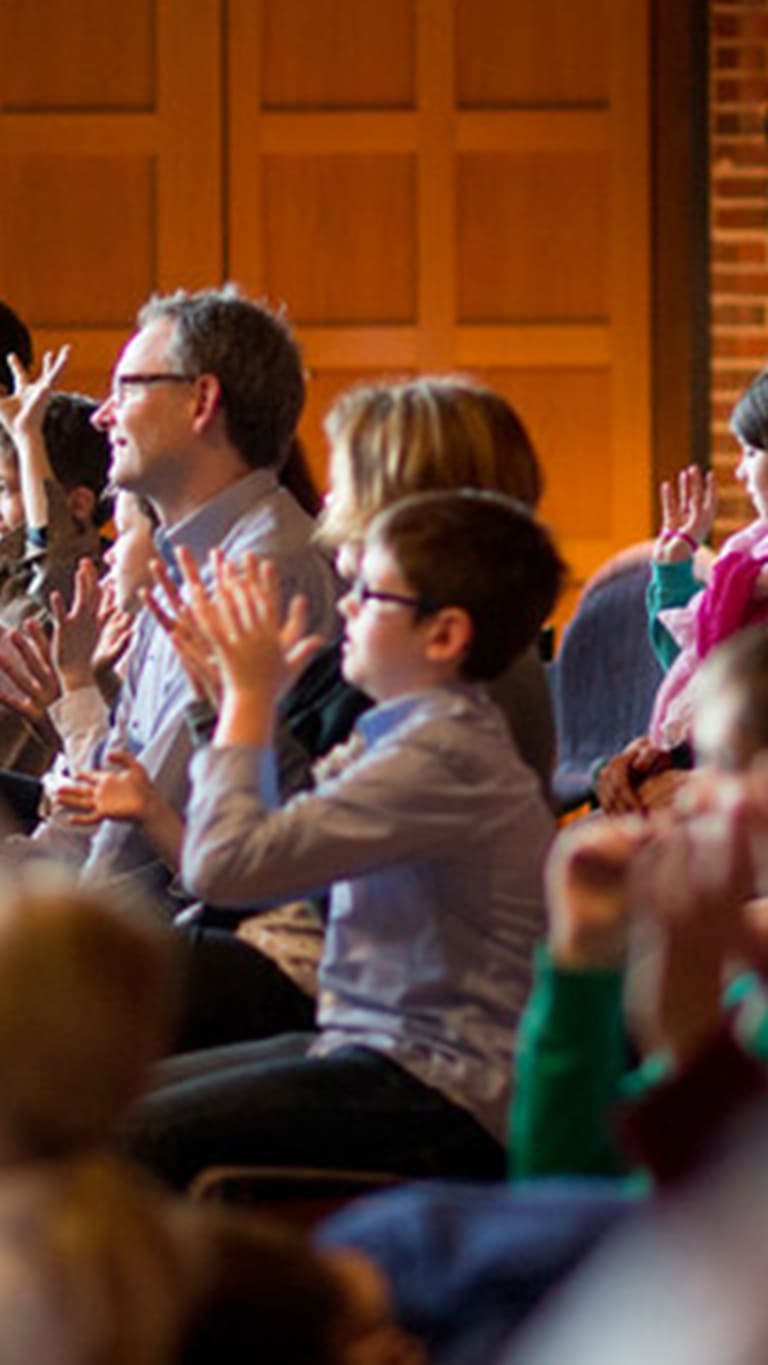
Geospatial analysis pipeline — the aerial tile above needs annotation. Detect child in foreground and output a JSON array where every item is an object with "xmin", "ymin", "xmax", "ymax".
[{"xmin": 121, "ymin": 488, "xmax": 564, "ymax": 1189}]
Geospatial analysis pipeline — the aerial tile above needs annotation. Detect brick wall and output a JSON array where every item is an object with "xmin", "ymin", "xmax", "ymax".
[{"xmin": 711, "ymin": 0, "xmax": 768, "ymax": 540}]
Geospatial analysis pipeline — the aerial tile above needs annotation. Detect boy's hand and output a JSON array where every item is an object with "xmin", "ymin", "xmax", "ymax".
[
  {"xmin": 192, "ymin": 550, "xmax": 323, "ymax": 745},
  {"xmin": 0, "ymin": 622, "xmax": 61, "ymax": 748},
  {"xmin": 546, "ymin": 816, "xmax": 651, "ymax": 970},
  {"xmin": 49, "ymin": 558, "xmax": 105, "ymax": 693},
  {"xmin": 91, "ymin": 581, "xmax": 135, "ymax": 679},
  {"xmin": 0, "ymin": 346, "xmax": 70, "ymax": 441},
  {"xmin": 55, "ymin": 751, "xmax": 155, "ymax": 826},
  {"xmin": 654, "ymin": 463, "xmax": 716, "ymax": 563}
]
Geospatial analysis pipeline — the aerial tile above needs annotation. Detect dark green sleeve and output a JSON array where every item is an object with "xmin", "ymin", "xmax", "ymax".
[
  {"xmin": 509, "ymin": 943, "xmax": 631, "ymax": 1178},
  {"xmin": 646, "ymin": 559, "xmax": 700, "ymax": 670}
]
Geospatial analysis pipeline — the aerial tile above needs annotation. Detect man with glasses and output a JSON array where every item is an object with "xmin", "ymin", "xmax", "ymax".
[{"xmin": 30, "ymin": 285, "xmax": 337, "ymax": 900}]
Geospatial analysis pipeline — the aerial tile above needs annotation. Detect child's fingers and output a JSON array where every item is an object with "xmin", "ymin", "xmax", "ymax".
[
  {"xmin": 149, "ymin": 556, "xmax": 183, "ymax": 616},
  {"xmin": 140, "ymin": 586, "xmax": 176, "ymax": 635}
]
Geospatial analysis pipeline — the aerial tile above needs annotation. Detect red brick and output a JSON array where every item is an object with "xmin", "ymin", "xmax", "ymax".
[
  {"xmin": 712, "ymin": 333, "xmax": 768, "ymax": 357},
  {"xmin": 715, "ymin": 45, "xmax": 767, "ymax": 70},
  {"xmin": 714, "ymin": 175, "xmax": 768, "ymax": 196},
  {"xmin": 711, "ymin": 244, "xmax": 767, "ymax": 267},
  {"xmin": 712, "ymin": 269, "xmax": 768, "ymax": 292},
  {"xmin": 714, "ymin": 206, "xmax": 768, "ymax": 229},
  {"xmin": 714, "ymin": 301, "xmax": 763, "ymax": 322},
  {"xmin": 712, "ymin": 144, "xmax": 768, "ymax": 169},
  {"xmin": 715, "ymin": 76, "xmax": 768, "ymax": 101}
]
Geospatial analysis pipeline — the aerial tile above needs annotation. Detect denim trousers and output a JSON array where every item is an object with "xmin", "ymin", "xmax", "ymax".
[{"xmin": 123, "ymin": 1033, "xmax": 506, "ymax": 1191}]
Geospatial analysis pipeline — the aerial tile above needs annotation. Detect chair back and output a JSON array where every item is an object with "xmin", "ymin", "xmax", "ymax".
[{"xmin": 548, "ymin": 544, "xmax": 664, "ymax": 813}]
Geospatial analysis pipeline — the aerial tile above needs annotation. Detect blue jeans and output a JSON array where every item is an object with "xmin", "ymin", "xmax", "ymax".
[{"xmin": 123, "ymin": 1034, "xmax": 505, "ymax": 1191}]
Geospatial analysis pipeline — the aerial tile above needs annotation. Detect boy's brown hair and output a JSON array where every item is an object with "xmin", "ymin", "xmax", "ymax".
[{"xmin": 368, "ymin": 488, "xmax": 565, "ymax": 681}]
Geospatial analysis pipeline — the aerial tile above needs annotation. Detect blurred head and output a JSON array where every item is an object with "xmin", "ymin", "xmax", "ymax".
[
  {"xmin": 0, "ymin": 302, "xmax": 33, "ymax": 395},
  {"xmin": 0, "ymin": 1155, "xmax": 201, "ymax": 1365},
  {"xmin": 0, "ymin": 869, "xmax": 179, "ymax": 1160},
  {"xmin": 103, "ymin": 490, "xmax": 159, "ymax": 614},
  {"xmin": 0, "ymin": 393, "xmax": 111, "ymax": 534},
  {"xmin": 339, "ymin": 489, "xmax": 564, "ymax": 699},
  {"xmin": 180, "ymin": 1209, "xmax": 423, "ymax": 1365},
  {"xmin": 694, "ymin": 628, "xmax": 768, "ymax": 774},
  {"xmin": 321, "ymin": 376, "xmax": 543, "ymax": 555}
]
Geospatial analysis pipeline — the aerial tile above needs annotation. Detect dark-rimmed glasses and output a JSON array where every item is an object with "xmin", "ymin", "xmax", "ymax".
[
  {"xmin": 348, "ymin": 575, "xmax": 431, "ymax": 612},
  {"xmin": 110, "ymin": 372, "xmax": 196, "ymax": 406}
]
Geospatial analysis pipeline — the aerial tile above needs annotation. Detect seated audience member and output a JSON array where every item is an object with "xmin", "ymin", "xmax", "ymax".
[
  {"xmin": 116, "ymin": 489, "xmax": 564, "ymax": 1190},
  {"xmin": 0, "ymin": 299, "xmax": 33, "ymax": 395},
  {"xmin": 54, "ymin": 375, "xmax": 558, "ymax": 1053},
  {"xmin": 20, "ymin": 285, "xmax": 338, "ymax": 901},
  {"xmin": 0, "ymin": 348, "xmax": 110, "ymax": 772},
  {"xmin": 598, "ymin": 365, "xmax": 768, "ymax": 816},
  {"xmin": 511, "ymin": 625, "xmax": 768, "ymax": 1182},
  {"xmin": 289, "ymin": 376, "xmax": 556, "ymax": 798}
]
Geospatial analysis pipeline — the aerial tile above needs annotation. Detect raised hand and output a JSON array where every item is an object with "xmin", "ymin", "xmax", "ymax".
[
  {"xmin": 91, "ymin": 578, "xmax": 135, "ymax": 680},
  {"xmin": 0, "ymin": 346, "xmax": 70, "ymax": 442},
  {"xmin": 655, "ymin": 464, "xmax": 717, "ymax": 562},
  {"xmin": 545, "ymin": 816, "xmax": 652, "ymax": 970},
  {"xmin": 49, "ymin": 557, "xmax": 104, "ymax": 692},
  {"xmin": 142, "ymin": 547, "xmax": 223, "ymax": 707}
]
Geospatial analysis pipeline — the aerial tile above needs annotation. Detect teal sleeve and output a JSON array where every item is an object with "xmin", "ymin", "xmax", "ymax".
[
  {"xmin": 723, "ymin": 971, "xmax": 768, "ymax": 1062},
  {"xmin": 509, "ymin": 943, "xmax": 631, "ymax": 1179},
  {"xmin": 646, "ymin": 559, "xmax": 700, "ymax": 670}
]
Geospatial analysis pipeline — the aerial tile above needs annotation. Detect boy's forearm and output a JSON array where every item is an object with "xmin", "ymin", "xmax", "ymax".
[
  {"xmin": 16, "ymin": 430, "xmax": 54, "ymax": 531},
  {"xmin": 215, "ymin": 686, "xmax": 277, "ymax": 748}
]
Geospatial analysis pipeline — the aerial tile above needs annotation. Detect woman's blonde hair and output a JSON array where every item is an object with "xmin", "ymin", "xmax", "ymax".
[{"xmin": 319, "ymin": 375, "xmax": 543, "ymax": 548}]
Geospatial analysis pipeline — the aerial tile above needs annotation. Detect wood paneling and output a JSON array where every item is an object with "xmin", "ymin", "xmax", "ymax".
[
  {"xmin": 456, "ymin": 151, "xmax": 611, "ymax": 321},
  {"xmin": 1, "ymin": 0, "xmax": 154, "ymax": 111},
  {"xmin": 0, "ymin": 0, "xmax": 654, "ymax": 598},
  {"xmin": 261, "ymin": 0, "xmax": 415, "ymax": 109},
  {"xmin": 0, "ymin": 156, "xmax": 154, "ymax": 325},
  {"xmin": 261, "ymin": 155, "xmax": 417, "ymax": 323},
  {"xmin": 455, "ymin": 0, "xmax": 611, "ymax": 107}
]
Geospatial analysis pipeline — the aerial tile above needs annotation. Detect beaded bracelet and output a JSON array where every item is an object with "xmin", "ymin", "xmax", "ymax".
[{"xmin": 660, "ymin": 529, "xmax": 699, "ymax": 553}]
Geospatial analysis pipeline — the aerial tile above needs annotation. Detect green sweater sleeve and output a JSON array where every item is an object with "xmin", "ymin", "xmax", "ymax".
[
  {"xmin": 646, "ymin": 559, "xmax": 700, "ymax": 671},
  {"xmin": 509, "ymin": 943, "xmax": 631, "ymax": 1179}
]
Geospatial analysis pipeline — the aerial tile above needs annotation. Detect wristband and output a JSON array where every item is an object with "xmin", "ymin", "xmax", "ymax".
[{"xmin": 660, "ymin": 529, "xmax": 700, "ymax": 553}]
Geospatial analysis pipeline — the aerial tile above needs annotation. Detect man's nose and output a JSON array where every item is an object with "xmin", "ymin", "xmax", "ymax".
[{"xmin": 91, "ymin": 395, "xmax": 115, "ymax": 430}]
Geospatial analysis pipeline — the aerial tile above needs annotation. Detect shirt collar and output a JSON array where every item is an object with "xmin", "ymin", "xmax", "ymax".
[
  {"xmin": 356, "ymin": 682, "xmax": 485, "ymax": 745},
  {"xmin": 155, "ymin": 468, "xmax": 279, "ymax": 567}
]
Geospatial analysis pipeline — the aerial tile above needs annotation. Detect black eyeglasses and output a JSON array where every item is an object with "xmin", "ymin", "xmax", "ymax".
[
  {"xmin": 348, "ymin": 576, "xmax": 430, "ymax": 611},
  {"xmin": 110, "ymin": 372, "xmax": 196, "ymax": 406}
]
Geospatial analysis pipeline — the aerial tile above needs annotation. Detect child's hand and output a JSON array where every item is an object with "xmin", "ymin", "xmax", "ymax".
[
  {"xmin": 91, "ymin": 581, "xmax": 135, "ymax": 680},
  {"xmin": 0, "ymin": 622, "xmax": 61, "ymax": 747},
  {"xmin": 655, "ymin": 464, "xmax": 717, "ymax": 562},
  {"xmin": 625, "ymin": 795, "xmax": 754, "ymax": 1062},
  {"xmin": 55, "ymin": 751, "xmax": 155, "ymax": 826},
  {"xmin": 596, "ymin": 736, "xmax": 668, "ymax": 815},
  {"xmin": 50, "ymin": 558, "xmax": 104, "ymax": 692},
  {"xmin": 0, "ymin": 346, "xmax": 70, "ymax": 442},
  {"xmin": 546, "ymin": 816, "xmax": 651, "ymax": 970}
]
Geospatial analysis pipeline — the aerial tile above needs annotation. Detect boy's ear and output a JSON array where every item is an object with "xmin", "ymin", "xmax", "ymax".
[
  {"xmin": 423, "ymin": 606, "xmax": 474, "ymax": 670},
  {"xmin": 65, "ymin": 485, "xmax": 96, "ymax": 527}
]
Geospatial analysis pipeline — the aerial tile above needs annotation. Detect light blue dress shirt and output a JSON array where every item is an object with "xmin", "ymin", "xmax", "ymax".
[
  {"xmin": 183, "ymin": 683, "xmax": 555, "ymax": 1142},
  {"xmin": 35, "ymin": 469, "xmax": 338, "ymax": 889}
]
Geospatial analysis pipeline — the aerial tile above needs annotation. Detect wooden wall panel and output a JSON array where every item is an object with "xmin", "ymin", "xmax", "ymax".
[
  {"xmin": 455, "ymin": 0, "xmax": 610, "ymax": 107},
  {"xmin": 456, "ymin": 151, "xmax": 611, "ymax": 321},
  {"xmin": 0, "ymin": 156, "xmax": 154, "ymax": 325},
  {"xmin": 262, "ymin": 155, "xmax": 417, "ymax": 323},
  {"xmin": 261, "ymin": 0, "xmax": 415, "ymax": 109},
  {"xmin": 1, "ymin": 0, "xmax": 154, "ymax": 110}
]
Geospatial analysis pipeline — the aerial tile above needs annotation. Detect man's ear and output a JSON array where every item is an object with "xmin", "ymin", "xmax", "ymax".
[
  {"xmin": 190, "ymin": 373, "xmax": 223, "ymax": 434},
  {"xmin": 65, "ymin": 485, "xmax": 96, "ymax": 527},
  {"xmin": 423, "ymin": 606, "xmax": 474, "ymax": 670}
]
